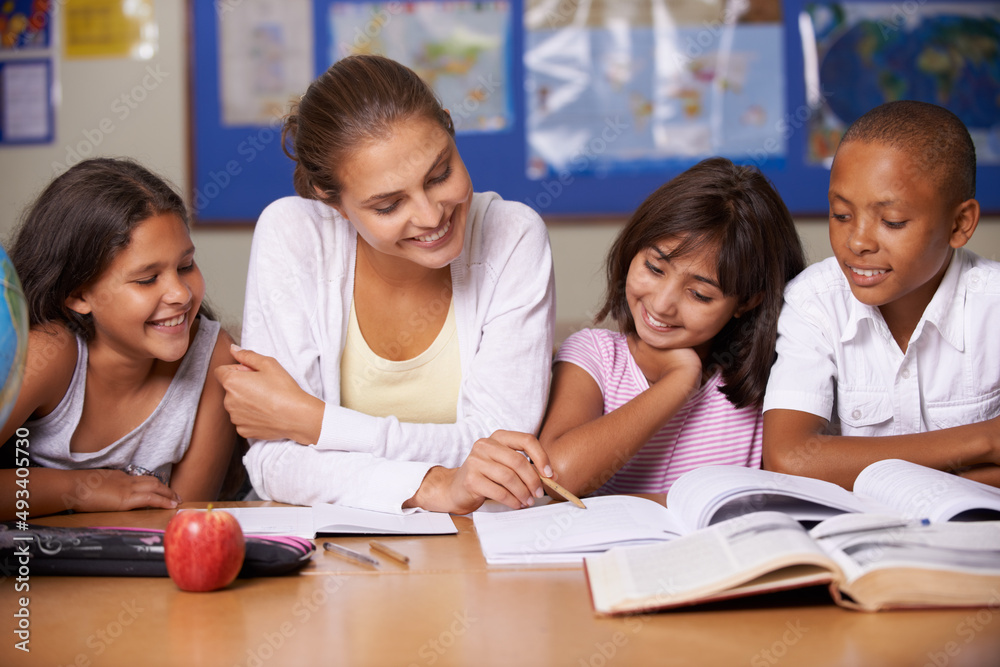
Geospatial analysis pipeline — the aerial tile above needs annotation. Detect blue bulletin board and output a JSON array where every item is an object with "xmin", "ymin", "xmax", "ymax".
[{"xmin": 189, "ymin": 0, "xmax": 1000, "ymax": 224}]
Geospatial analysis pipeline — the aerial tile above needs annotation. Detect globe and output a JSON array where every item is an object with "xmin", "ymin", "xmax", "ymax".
[{"xmin": 0, "ymin": 244, "xmax": 28, "ymax": 431}]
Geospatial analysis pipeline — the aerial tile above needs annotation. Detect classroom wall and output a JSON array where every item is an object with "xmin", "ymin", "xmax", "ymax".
[{"xmin": 2, "ymin": 2, "xmax": 998, "ymax": 342}]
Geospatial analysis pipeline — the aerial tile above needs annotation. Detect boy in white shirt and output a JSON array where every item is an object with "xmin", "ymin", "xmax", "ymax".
[{"xmin": 762, "ymin": 100, "xmax": 1000, "ymax": 489}]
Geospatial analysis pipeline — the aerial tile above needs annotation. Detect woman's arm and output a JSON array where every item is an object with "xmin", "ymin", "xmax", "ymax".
[
  {"xmin": 168, "ymin": 328, "xmax": 239, "ymax": 502},
  {"xmin": 540, "ymin": 348, "xmax": 701, "ymax": 496}
]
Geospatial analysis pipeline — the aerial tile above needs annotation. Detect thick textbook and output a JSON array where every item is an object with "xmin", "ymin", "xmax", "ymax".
[
  {"xmin": 203, "ymin": 504, "xmax": 457, "ymax": 539},
  {"xmin": 584, "ymin": 511, "xmax": 1000, "ymax": 614},
  {"xmin": 472, "ymin": 459, "xmax": 1000, "ymax": 564}
]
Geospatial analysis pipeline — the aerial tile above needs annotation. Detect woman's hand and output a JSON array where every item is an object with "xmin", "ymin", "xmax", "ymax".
[
  {"xmin": 405, "ymin": 430, "xmax": 554, "ymax": 514},
  {"xmin": 214, "ymin": 345, "xmax": 324, "ymax": 444}
]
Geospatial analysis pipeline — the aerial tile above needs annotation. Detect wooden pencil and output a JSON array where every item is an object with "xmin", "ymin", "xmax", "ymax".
[
  {"xmin": 540, "ymin": 476, "xmax": 587, "ymax": 509},
  {"xmin": 369, "ymin": 540, "xmax": 410, "ymax": 565}
]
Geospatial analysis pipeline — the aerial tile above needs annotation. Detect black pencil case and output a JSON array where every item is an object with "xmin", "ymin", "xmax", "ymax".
[{"xmin": 0, "ymin": 521, "xmax": 315, "ymax": 577}]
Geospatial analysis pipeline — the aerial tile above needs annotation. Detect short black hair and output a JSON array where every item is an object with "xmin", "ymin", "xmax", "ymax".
[{"xmin": 839, "ymin": 100, "xmax": 976, "ymax": 204}]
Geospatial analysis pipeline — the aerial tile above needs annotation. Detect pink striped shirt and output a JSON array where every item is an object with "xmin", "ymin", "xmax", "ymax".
[{"xmin": 554, "ymin": 328, "xmax": 762, "ymax": 495}]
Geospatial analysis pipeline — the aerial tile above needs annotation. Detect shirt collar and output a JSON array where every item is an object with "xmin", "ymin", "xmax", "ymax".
[
  {"xmin": 839, "ymin": 249, "xmax": 966, "ymax": 351},
  {"xmin": 921, "ymin": 248, "xmax": 966, "ymax": 352},
  {"xmin": 841, "ymin": 295, "xmax": 888, "ymax": 343}
]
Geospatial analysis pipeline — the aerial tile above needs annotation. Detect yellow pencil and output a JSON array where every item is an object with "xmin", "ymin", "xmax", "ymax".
[
  {"xmin": 369, "ymin": 540, "xmax": 410, "ymax": 565},
  {"xmin": 539, "ymin": 475, "xmax": 587, "ymax": 509}
]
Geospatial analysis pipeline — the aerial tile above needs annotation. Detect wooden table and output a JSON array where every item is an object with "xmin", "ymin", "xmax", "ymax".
[{"xmin": 3, "ymin": 502, "xmax": 1000, "ymax": 667}]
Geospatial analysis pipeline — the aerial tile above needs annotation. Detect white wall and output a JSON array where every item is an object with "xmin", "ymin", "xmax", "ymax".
[{"xmin": 2, "ymin": 2, "xmax": 998, "ymax": 343}]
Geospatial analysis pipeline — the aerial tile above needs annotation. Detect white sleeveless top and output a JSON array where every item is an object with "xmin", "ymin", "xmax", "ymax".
[
  {"xmin": 340, "ymin": 299, "xmax": 460, "ymax": 424},
  {"xmin": 25, "ymin": 316, "xmax": 220, "ymax": 484}
]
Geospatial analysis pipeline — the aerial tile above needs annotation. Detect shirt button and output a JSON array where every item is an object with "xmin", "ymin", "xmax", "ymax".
[
  {"xmin": 901, "ymin": 369, "xmax": 910, "ymax": 379},
  {"xmin": 852, "ymin": 409, "xmax": 862, "ymax": 420}
]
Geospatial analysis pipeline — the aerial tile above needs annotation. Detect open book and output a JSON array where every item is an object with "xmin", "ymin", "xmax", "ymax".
[
  {"xmin": 584, "ymin": 511, "xmax": 1000, "ymax": 614},
  {"xmin": 185, "ymin": 504, "xmax": 457, "ymax": 539},
  {"xmin": 472, "ymin": 459, "xmax": 1000, "ymax": 564}
]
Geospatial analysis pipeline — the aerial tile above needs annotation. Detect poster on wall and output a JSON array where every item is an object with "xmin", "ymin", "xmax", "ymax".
[
  {"xmin": 801, "ymin": 1, "xmax": 1000, "ymax": 166},
  {"xmin": 62, "ymin": 0, "xmax": 157, "ymax": 59},
  {"xmin": 218, "ymin": 0, "xmax": 313, "ymax": 127},
  {"xmin": 524, "ymin": 0, "xmax": 785, "ymax": 179},
  {"xmin": 0, "ymin": 0, "xmax": 54, "ymax": 145},
  {"xmin": 1, "ymin": 0, "xmax": 50, "ymax": 48},
  {"xmin": 328, "ymin": 1, "xmax": 513, "ymax": 134}
]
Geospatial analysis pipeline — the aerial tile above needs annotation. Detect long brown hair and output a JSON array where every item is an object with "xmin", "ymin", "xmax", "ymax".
[
  {"xmin": 596, "ymin": 157, "xmax": 805, "ymax": 408},
  {"xmin": 9, "ymin": 157, "xmax": 215, "ymax": 340},
  {"xmin": 282, "ymin": 54, "xmax": 454, "ymax": 206}
]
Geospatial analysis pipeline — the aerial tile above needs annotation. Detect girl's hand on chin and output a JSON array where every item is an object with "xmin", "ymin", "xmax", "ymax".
[{"xmin": 630, "ymin": 341, "xmax": 703, "ymax": 386}]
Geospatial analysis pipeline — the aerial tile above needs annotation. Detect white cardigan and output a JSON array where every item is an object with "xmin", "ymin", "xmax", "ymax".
[{"xmin": 241, "ymin": 193, "xmax": 556, "ymax": 512}]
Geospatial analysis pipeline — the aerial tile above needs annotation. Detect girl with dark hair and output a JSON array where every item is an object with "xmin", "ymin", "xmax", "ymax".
[
  {"xmin": 539, "ymin": 157, "xmax": 805, "ymax": 497},
  {"xmin": 1, "ymin": 157, "xmax": 238, "ymax": 519},
  {"xmin": 215, "ymin": 55, "xmax": 556, "ymax": 514}
]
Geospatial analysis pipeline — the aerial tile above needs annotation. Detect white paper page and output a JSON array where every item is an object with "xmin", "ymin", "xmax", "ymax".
[
  {"xmin": 819, "ymin": 521, "xmax": 1000, "ymax": 583},
  {"xmin": 666, "ymin": 465, "xmax": 886, "ymax": 531},
  {"xmin": 589, "ymin": 512, "xmax": 828, "ymax": 607},
  {"xmin": 208, "ymin": 505, "xmax": 456, "ymax": 538},
  {"xmin": 313, "ymin": 503, "xmax": 457, "ymax": 535},
  {"xmin": 854, "ymin": 459, "xmax": 1000, "ymax": 522},
  {"xmin": 208, "ymin": 507, "xmax": 314, "ymax": 538},
  {"xmin": 473, "ymin": 496, "xmax": 682, "ymax": 565}
]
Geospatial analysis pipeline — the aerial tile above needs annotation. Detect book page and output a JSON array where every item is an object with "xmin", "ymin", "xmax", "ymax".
[
  {"xmin": 817, "ymin": 521, "xmax": 1000, "ymax": 584},
  {"xmin": 211, "ymin": 507, "xmax": 314, "ymax": 538},
  {"xmin": 586, "ymin": 512, "xmax": 836, "ymax": 613},
  {"xmin": 214, "ymin": 505, "xmax": 457, "ymax": 538},
  {"xmin": 472, "ymin": 496, "xmax": 683, "ymax": 564},
  {"xmin": 666, "ymin": 465, "xmax": 883, "ymax": 532},
  {"xmin": 854, "ymin": 459, "xmax": 1000, "ymax": 522}
]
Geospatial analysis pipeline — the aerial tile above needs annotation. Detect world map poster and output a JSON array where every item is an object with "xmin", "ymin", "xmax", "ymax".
[
  {"xmin": 329, "ymin": 1, "xmax": 513, "ymax": 135},
  {"xmin": 802, "ymin": 2, "xmax": 1000, "ymax": 165},
  {"xmin": 524, "ymin": 0, "xmax": 785, "ymax": 179}
]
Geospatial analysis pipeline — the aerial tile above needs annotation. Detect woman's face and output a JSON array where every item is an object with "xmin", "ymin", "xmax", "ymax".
[{"xmin": 331, "ymin": 116, "xmax": 473, "ymax": 271}]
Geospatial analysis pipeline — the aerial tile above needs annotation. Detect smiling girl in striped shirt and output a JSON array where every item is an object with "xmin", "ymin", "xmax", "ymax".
[{"xmin": 539, "ymin": 158, "xmax": 805, "ymax": 496}]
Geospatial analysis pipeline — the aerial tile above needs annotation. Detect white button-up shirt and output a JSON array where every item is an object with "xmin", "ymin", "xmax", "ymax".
[{"xmin": 764, "ymin": 249, "xmax": 1000, "ymax": 436}]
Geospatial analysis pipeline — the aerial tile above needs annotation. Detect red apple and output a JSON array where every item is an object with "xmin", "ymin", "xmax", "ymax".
[{"xmin": 164, "ymin": 506, "xmax": 245, "ymax": 592}]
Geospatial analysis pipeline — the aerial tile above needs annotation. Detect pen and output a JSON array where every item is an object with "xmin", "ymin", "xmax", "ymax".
[
  {"xmin": 369, "ymin": 540, "xmax": 410, "ymax": 565},
  {"xmin": 539, "ymin": 475, "xmax": 587, "ymax": 510},
  {"xmin": 323, "ymin": 541, "xmax": 379, "ymax": 567}
]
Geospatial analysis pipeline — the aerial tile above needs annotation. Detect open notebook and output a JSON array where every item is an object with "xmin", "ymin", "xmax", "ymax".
[{"xmin": 199, "ymin": 504, "xmax": 457, "ymax": 539}]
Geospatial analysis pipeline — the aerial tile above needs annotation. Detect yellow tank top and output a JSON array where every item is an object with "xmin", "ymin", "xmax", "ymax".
[{"xmin": 339, "ymin": 298, "xmax": 460, "ymax": 423}]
